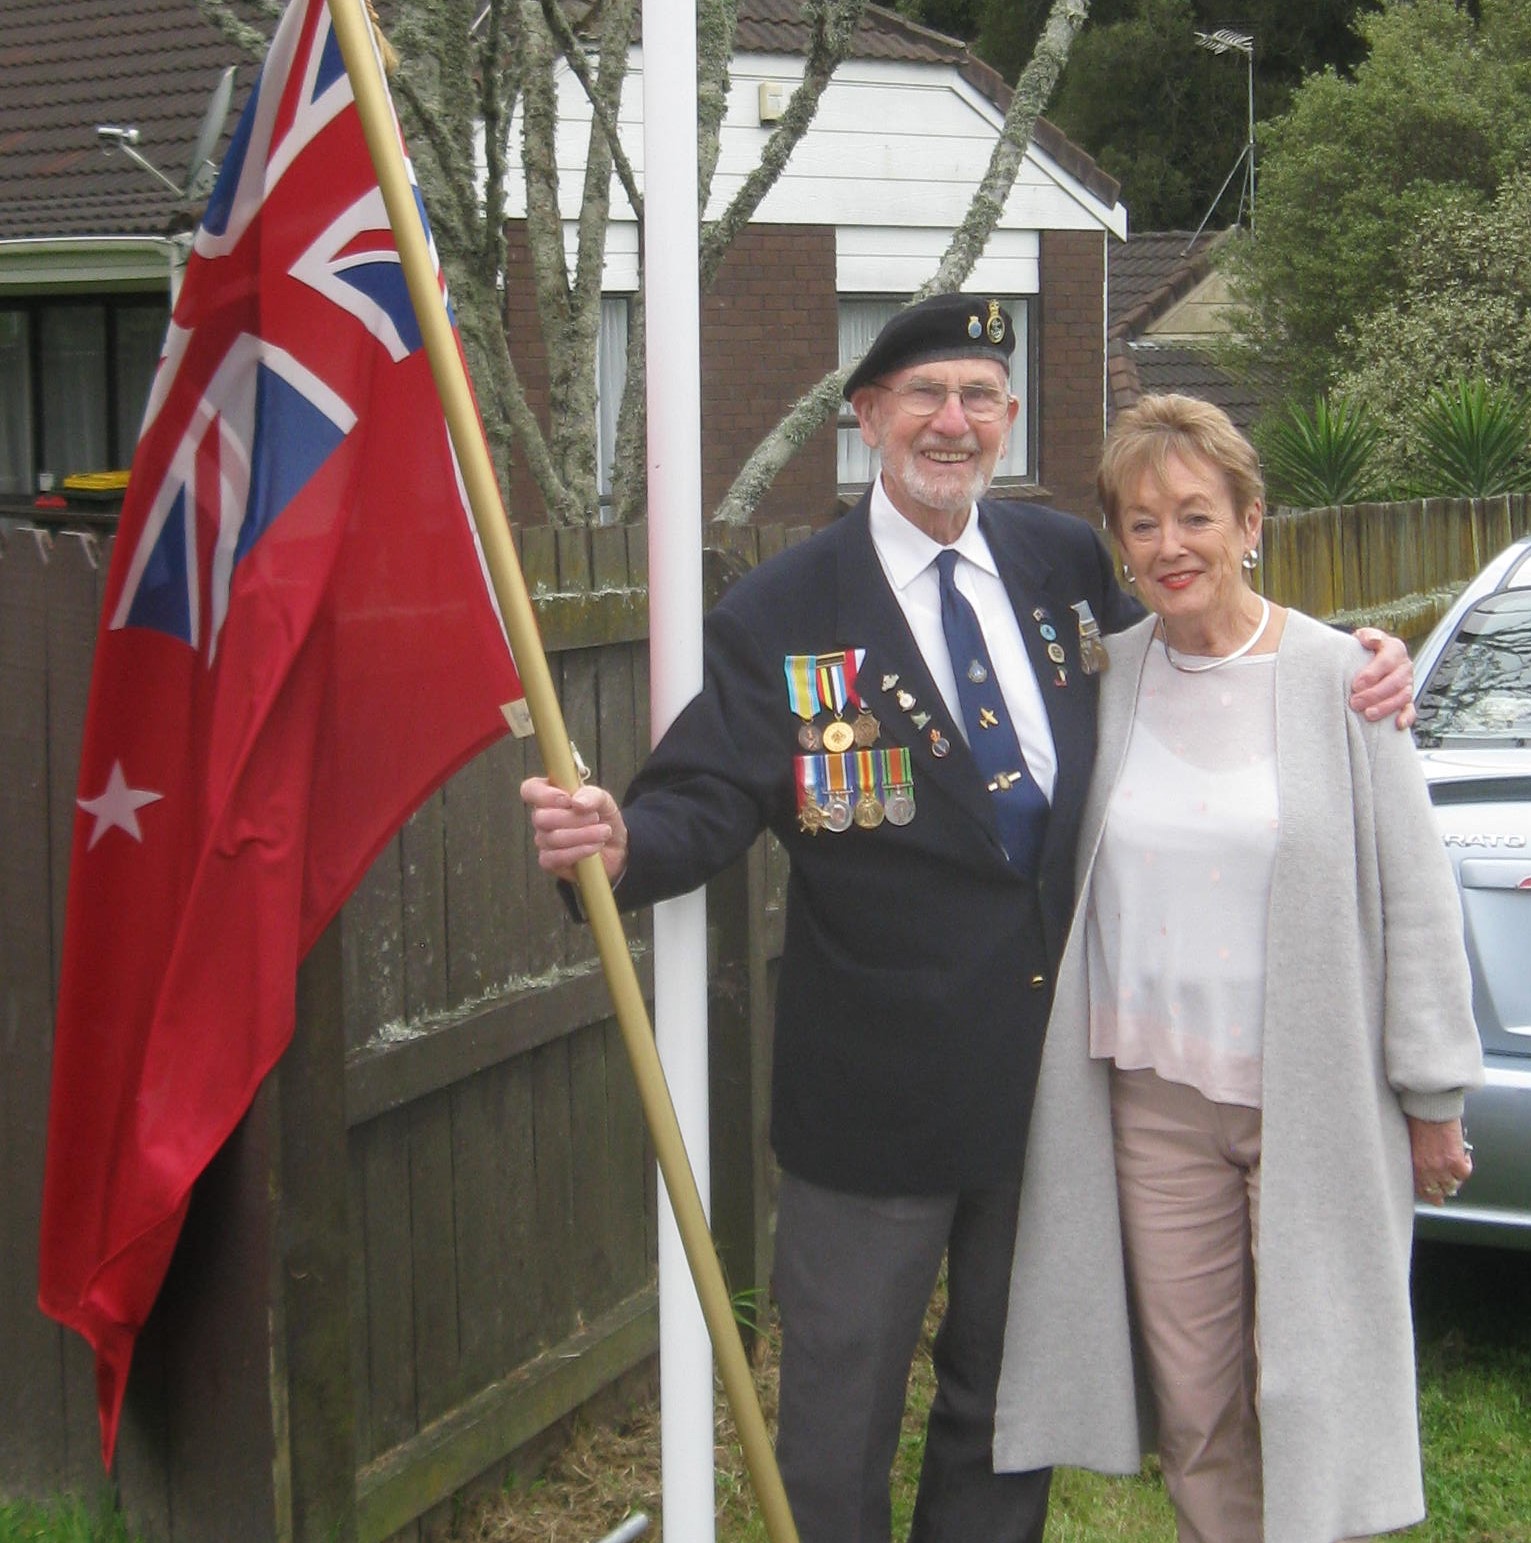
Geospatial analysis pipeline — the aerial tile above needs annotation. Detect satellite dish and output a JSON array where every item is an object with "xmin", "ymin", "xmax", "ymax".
[
  {"xmin": 183, "ymin": 66, "xmax": 236, "ymax": 199},
  {"xmin": 95, "ymin": 65, "xmax": 237, "ymax": 203}
]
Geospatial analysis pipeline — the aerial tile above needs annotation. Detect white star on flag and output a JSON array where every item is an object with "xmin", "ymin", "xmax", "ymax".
[{"xmin": 78, "ymin": 761, "xmax": 165, "ymax": 850}]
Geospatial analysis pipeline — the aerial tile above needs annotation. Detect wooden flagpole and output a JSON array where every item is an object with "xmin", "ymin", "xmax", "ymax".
[{"xmin": 324, "ymin": 3, "xmax": 799, "ymax": 1539}]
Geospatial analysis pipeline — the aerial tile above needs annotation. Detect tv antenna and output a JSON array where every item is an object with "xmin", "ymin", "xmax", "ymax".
[{"xmin": 1185, "ymin": 30, "xmax": 1255, "ymax": 253}]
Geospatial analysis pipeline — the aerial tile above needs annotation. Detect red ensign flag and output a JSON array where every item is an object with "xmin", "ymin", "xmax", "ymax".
[{"xmin": 38, "ymin": 0, "xmax": 526, "ymax": 1465}]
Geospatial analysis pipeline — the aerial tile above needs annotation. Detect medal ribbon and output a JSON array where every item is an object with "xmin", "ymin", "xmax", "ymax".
[
  {"xmin": 855, "ymin": 748, "xmax": 881, "ymax": 802},
  {"xmin": 882, "ymin": 747, "xmax": 913, "ymax": 791},
  {"xmin": 796, "ymin": 754, "xmax": 823, "ymax": 809},
  {"xmin": 784, "ymin": 654, "xmax": 820, "ymax": 722},
  {"xmin": 816, "ymin": 657, "xmax": 849, "ymax": 721},
  {"xmin": 824, "ymin": 753, "xmax": 851, "ymax": 801},
  {"xmin": 844, "ymin": 647, "xmax": 866, "ymax": 709}
]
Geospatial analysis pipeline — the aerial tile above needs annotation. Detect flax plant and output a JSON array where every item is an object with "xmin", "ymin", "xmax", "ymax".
[
  {"xmin": 1259, "ymin": 394, "xmax": 1382, "ymax": 508},
  {"xmin": 1414, "ymin": 377, "xmax": 1531, "ymax": 498}
]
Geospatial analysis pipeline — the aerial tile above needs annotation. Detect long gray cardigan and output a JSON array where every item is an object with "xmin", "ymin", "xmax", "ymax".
[{"xmin": 993, "ymin": 610, "xmax": 1484, "ymax": 1543}]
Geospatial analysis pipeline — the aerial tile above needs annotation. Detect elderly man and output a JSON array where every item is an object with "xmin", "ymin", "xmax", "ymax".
[{"xmin": 520, "ymin": 295, "xmax": 1410, "ymax": 1541}]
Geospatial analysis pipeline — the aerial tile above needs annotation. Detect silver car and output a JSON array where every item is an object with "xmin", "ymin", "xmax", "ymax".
[{"xmin": 1410, "ymin": 533, "xmax": 1531, "ymax": 1247}]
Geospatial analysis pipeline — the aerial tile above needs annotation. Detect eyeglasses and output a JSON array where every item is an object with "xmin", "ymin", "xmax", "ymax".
[{"xmin": 872, "ymin": 380, "xmax": 1013, "ymax": 424}]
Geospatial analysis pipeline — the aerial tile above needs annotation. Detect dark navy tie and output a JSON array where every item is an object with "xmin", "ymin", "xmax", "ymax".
[{"xmin": 934, "ymin": 548, "xmax": 1048, "ymax": 876}]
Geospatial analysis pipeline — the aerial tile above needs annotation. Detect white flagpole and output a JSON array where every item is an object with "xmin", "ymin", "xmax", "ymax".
[{"xmin": 642, "ymin": 1, "xmax": 715, "ymax": 1539}]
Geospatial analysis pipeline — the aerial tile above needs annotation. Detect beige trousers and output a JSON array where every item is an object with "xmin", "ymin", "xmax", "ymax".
[{"xmin": 1110, "ymin": 1066, "xmax": 1265, "ymax": 1543}]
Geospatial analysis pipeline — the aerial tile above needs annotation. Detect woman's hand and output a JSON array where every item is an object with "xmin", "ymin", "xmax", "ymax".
[
  {"xmin": 520, "ymin": 776, "xmax": 630, "ymax": 885},
  {"xmin": 1408, "ymin": 1115, "xmax": 1473, "ymax": 1205}
]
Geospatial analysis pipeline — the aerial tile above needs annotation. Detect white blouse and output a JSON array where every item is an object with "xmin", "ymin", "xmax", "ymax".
[{"xmin": 1086, "ymin": 641, "xmax": 1279, "ymax": 1108}]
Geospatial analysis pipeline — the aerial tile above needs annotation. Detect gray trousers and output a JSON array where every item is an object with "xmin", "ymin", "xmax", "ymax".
[{"xmin": 772, "ymin": 1171, "xmax": 1052, "ymax": 1543}]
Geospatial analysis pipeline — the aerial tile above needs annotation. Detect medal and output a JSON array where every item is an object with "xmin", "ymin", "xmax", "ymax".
[
  {"xmin": 1071, "ymin": 600, "xmax": 1109, "ymax": 675},
  {"xmin": 798, "ymin": 800, "xmax": 827, "ymax": 834},
  {"xmin": 823, "ymin": 754, "xmax": 853, "ymax": 830},
  {"xmin": 797, "ymin": 721, "xmax": 822, "ymax": 750},
  {"xmin": 884, "ymin": 788, "xmax": 915, "ymax": 825},
  {"xmin": 822, "ymin": 719, "xmax": 855, "ymax": 754},
  {"xmin": 852, "ymin": 709, "xmax": 881, "ymax": 747},
  {"xmin": 853, "ymin": 792, "xmax": 885, "ymax": 829}
]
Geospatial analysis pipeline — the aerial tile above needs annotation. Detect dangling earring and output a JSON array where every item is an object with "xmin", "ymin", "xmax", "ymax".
[
  {"xmin": 1242, "ymin": 548, "xmax": 1259, "ymax": 572},
  {"xmin": 1121, "ymin": 562, "xmax": 1136, "ymax": 584}
]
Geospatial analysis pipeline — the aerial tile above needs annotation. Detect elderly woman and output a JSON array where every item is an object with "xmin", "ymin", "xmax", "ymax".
[{"xmin": 993, "ymin": 395, "xmax": 1483, "ymax": 1542}]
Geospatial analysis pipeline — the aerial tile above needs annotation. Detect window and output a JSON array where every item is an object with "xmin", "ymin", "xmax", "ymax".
[
  {"xmin": 0, "ymin": 296, "xmax": 170, "ymax": 498},
  {"xmin": 837, "ymin": 296, "xmax": 1033, "ymax": 491}
]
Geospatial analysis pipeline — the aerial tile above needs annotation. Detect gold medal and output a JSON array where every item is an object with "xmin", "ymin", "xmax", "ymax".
[
  {"xmin": 853, "ymin": 792, "xmax": 885, "ymax": 829},
  {"xmin": 798, "ymin": 800, "xmax": 827, "ymax": 834},
  {"xmin": 822, "ymin": 719, "xmax": 855, "ymax": 754}
]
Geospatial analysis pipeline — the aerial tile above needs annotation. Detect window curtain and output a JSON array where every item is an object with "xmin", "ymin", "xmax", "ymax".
[
  {"xmin": 596, "ymin": 295, "xmax": 630, "ymax": 511},
  {"xmin": 113, "ymin": 304, "xmax": 170, "ymax": 461},
  {"xmin": 0, "ymin": 311, "xmax": 32, "ymax": 495},
  {"xmin": 40, "ymin": 306, "xmax": 108, "ymax": 481}
]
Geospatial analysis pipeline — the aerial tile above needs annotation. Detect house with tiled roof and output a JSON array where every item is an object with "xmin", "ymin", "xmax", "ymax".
[
  {"xmin": 1, "ymin": 0, "xmax": 1125, "ymax": 523},
  {"xmin": 1106, "ymin": 227, "xmax": 1272, "ymax": 432},
  {"xmin": 0, "ymin": 1, "xmax": 269, "ymax": 514}
]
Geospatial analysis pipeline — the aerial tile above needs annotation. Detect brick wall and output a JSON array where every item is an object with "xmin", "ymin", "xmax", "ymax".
[
  {"xmin": 701, "ymin": 224, "xmax": 840, "ymax": 526},
  {"xmin": 500, "ymin": 219, "xmax": 1109, "ymax": 527},
  {"xmin": 499, "ymin": 220, "xmax": 838, "ymax": 527},
  {"xmin": 1037, "ymin": 229, "xmax": 1107, "ymax": 521}
]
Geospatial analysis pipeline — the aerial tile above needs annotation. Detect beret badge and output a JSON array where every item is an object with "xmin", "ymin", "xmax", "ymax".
[{"xmin": 986, "ymin": 299, "xmax": 1006, "ymax": 344}]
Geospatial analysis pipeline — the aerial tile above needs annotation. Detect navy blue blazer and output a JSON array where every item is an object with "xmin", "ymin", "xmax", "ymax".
[{"xmin": 617, "ymin": 494, "xmax": 1142, "ymax": 1194}]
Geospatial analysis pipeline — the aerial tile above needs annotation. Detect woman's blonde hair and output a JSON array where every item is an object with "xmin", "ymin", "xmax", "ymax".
[{"xmin": 1097, "ymin": 394, "xmax": 1264, "ymax": 533}]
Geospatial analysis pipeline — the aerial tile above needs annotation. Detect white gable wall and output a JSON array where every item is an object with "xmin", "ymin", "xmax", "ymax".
[{"xmin": 497, "ymin": 48, "xmax": 1122, "ymax": 296}]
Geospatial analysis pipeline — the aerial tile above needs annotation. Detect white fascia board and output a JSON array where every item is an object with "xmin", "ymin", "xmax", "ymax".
[
  {"xmin": 836, "ymin": 226, "xmax": 1040, "ymax": 296},
  {"xmin": 941, "ymin": 72, "xmax": 1126, "ymax": 240},
  {"xmin": 0, "ymin": 236, "xmax": 181, "ymax": 292}
]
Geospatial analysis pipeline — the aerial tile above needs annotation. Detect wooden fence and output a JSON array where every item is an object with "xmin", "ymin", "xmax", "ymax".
[
  {"xmin": 0, "ymin": 517, "xmax": 797, "ymax": 1543},
  {"xmin": 2, "ymin": 494, "xmax": 1526, "ymax": 1541},
  {"xmin": 1259, "ymin": 492, "xmax": 1531, "ymax": 641}
]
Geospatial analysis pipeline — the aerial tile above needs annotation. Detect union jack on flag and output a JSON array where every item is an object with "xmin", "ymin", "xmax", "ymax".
[{"xmin": 39, "ymin": 0, "xmax": 527, "ymax": 1468}]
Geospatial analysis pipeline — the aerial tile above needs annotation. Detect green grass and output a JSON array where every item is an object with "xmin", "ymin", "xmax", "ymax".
[
  {"xmin": 719, "ymin": 1241, "xmax": 1530, "ymax": 1542},
  {"xmin": 9, "ymin": 1244, "xmax": 1529, "ymax": 1542},
  {"xmin": 0, "ymin": 1493, "xmax": 144, "ymax": 1543}
]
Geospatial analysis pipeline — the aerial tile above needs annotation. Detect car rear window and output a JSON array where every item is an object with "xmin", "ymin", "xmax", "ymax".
[{"xmin": 1415, "ymin": 592, "xmax": 1531, "ymax": 747}]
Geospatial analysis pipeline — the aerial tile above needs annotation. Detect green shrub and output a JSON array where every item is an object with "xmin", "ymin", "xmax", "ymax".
[
  {"xmin": 1413, "ymin": 377, "xmax": 1531, "ymax": 497},
  {"xmin": 1258, "ymin": 394, "xmax": 1382, "ymax": 507}
]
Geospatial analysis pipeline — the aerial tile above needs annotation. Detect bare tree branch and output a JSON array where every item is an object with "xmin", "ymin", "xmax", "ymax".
[
  {"xmin": 699, "ymin": 0, "xmax": 869, "ymax": 289},
  {"xmin": 195, "ymin": 0, "xmax": 276, "ymax": 58},
  {"xmin": 711, "ymin": 0, "xmax": 1091, "ymax": 524},
  {"xmin": 695, "ymin": 0, "xmax": 738, "ymax": 206},
  {"xmin": 535, "ymin": 0, "xmax": 644, "ymax": 220}
]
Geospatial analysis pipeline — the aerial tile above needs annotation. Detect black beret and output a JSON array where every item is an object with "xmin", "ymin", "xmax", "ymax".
[{"xmin": 843, "ymin": 293, "xmax": 1016, "ymax": 399}]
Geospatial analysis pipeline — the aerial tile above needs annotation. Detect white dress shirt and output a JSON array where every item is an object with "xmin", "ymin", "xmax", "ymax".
[{"xmin": 867, "ymin": 476, "xmax": 1057, "ymax": 800}]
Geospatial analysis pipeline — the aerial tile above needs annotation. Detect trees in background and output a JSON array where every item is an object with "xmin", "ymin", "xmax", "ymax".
[
  {"xmin": 895, "ymin": 0, "xmax": 1379, "ymax": 230},
  {"xmin": 1231, "ymin": 0, "xmax": 1531, "ymax": 499}
]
